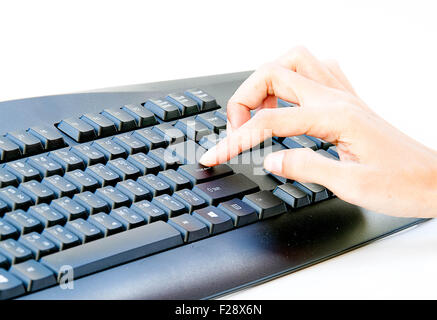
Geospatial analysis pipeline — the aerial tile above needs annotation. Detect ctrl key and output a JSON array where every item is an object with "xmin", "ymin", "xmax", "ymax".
[
  {"xmin": 9, "ymin": 260, "xmax": 56, "ymax": 293},
  {"xmin": 0, "ymin": 269, "xmax": 25, "ymax": 300},
  {"xmin": 168, "ymin": 214, "xmax": 209, "ymax": 243}
]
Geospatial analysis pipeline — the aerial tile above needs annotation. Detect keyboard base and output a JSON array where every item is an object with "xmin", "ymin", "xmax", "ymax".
[
  {"xmin": 0, "ymin": 71, "xmax": 425, "ymax": 299},
  {"xmin": 22, "ymin": 197, "xmax": 424, "ymax": 299}
]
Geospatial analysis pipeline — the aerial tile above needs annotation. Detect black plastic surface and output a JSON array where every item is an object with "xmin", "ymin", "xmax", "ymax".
[{"xmin": 0, "ymin": 71, "xmax": 424, "ymax": 299}]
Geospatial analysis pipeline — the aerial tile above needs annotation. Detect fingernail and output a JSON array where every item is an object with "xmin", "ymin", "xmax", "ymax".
[{"xmin": 264, "ymin": 152, "xmax": 284, "ymax": 173}]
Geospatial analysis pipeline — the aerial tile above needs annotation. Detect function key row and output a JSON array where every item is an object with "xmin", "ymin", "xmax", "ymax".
[
  {"xmin": 0, "ymin": 89, "xmax": 220, "ymax": 164},
  {"xmin": 57, "ymin": 88, "xmax": 219, "ymax": 143},
  {"xmin": 0, "ymin": 128, "xmax": 65, "ymax": 163}
]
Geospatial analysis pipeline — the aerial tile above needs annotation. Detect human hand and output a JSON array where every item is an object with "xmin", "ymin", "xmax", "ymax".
[{"xmin": 199, "ymin": 47, "xmax": 437, "ymax": 218}]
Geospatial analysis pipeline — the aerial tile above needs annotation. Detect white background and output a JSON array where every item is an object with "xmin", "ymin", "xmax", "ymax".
[{"xmin": 1, "ymin": 0, "xmax": 437, "ymax": 299}]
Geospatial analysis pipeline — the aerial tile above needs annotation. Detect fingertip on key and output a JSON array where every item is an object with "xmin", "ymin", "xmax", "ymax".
[{"xmin": 199, "ymin": 147, "xmax": 217, "ymax": 167}]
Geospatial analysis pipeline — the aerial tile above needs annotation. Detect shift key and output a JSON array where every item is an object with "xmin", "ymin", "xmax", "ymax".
[{"xmin": 192, "ymin": 173, "xmax": 259, "ymax": 206}]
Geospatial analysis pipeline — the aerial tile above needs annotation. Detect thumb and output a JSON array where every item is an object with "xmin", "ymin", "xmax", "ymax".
[{"xmin": 264, "ymin": 148, "xmax": 346, "ymax": 191}]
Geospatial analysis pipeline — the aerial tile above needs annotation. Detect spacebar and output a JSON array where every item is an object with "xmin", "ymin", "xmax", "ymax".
[{"xmin": 40, "ymin": 221, "xmax": 183, "ymax": 281}]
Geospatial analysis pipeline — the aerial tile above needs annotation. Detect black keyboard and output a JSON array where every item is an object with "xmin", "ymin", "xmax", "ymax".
[{"xmin": 0, "ymin": 71, "xmax": 423, "ymax": 299}]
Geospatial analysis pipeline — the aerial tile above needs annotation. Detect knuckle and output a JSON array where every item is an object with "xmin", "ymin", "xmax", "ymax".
[
  {"xmin": 255, "ymin": 62, "xmax": 281, "ymax": 95},
  {"xmin": 289, "ymin": 46, "xmax": 311, "ymax": 60},
  {"xmin": 258, "ymin": 61, "xmax": 276, "ymax": 74}
]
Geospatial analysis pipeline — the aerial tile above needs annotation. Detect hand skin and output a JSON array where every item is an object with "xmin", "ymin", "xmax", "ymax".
[{"xmin": 199, "ymin": 47, "xmax": 437, "ymax": 218}]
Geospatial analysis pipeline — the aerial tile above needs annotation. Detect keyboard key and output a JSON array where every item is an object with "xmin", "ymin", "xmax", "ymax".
[
  {"xmin": 121, "ymin": 104, "xmax": 157, "ymax": 127},
  {"xmin": 168, "ymin": 213, "xmax": 209, "ymax": 243},
  {"xmin": 0, "ymin": 168, "xmax": 18, "ymax": 188},
  {"xmin": 48, "ymin": 149, "xmax": 85, "ymax": 172},
  {"xmin": 0, "ymin": 219, "xmax": 19, "ymax": 240},
  {"xmin": 196, "ymin": 112, "xmax": 226, "ymax": 133},
  {"xmin": 316, "ymin": 149, "xmax": 339, "ymax": 160},
  {"xmin": 152, "ymin": 194, "xmax": 186, "ymax": 218},
  {"xmin": 42, "ymin": 175, "xmax": 77, "ymax": 198},
  {"xmin": 173, "ymin": 189, "xmax": 206, "ymax": 213},
  {"xmin": 167, "ymin": 140, "xmax": 206, "ymax": 164},
  {"xmin": 92, "ymin": 138, "xmax": 127, "ymax": 160},
  {"xmin": 184, "ymin": 89, "xmax": 218, "ymax": 111},
  {"xmin": 0, "ymin": 269, "xmax": 25, "ymax": 300},
  {"xmin": 214, "ymin": 108, "xmax": 227, "ymax": 121},
  {"xmin": 87, "ymin": 212, "xmax": 124, "ymax": 236},
  {"xmin": 273, "ymin": 183, "xmax": 311, "ymax": 208},
  {"xmin": 127, "ymin": 152, "xmax": 161, "ymax": 175},
  {"xmin": 80, "ymin": 113, "xmax": 117, "ymax": 137},
  {"xmin": 10, "ymin": 260, "xmax": 56, "ymax": 292},
  {"xmin": 65, "ymin": 218, "xmax": 102, "ymax": 243},
  {"xmin": 0, "ymin": 201, "xmax": 7, "ymax": 216},
  {"xmin": 147, "ymin": 148, "xmax": 181, "ymax": 170},
  {"xmin": 115, "ymin": 179, "xmax": 151, "ymax": 202},
  {"xmin": 192, "ymin": 206, "xmax": 233, "ymax": 235},
  {"xmin": 112, "ymin": 134, "xmax": 147, "ymax": 155},
  {"xmin": 132, "ymin": 128, "xmax": 167, "ymax": 149},
  {"xmin": 64, "ymin": 170, "xmax": 99, "ymax": 193},
  {"xmin": 110, "ymin": 207, "xmax": 145, "ymax": 230},
  {"xmin": 166, "ymin": 93, "xmax": 199, "ymax": 116},
  {"xmin": 71, "ymin": 144, "xmax": 106, "ymax": 166},
  {"xmin": 57, "ymin": 118, "xmax": 96, "ymax": 142},
  {"xmin": 26, "ymin": 155, "xmax": 64, "ymax": 177},
  {"xmin": 293, "ymin": 181, "xmax": 330, "ymax": 203},
  {"xmin": 198, "ymin": 133, "xmax": 221, "ymax": 150},
  {"xmin": 304, "ymin": 135, "xmax": 334, "ymax": 150},
  {"xmin": 41, "ymin": 221, "xmax": 182, "ymax": 281},
  {"xmin": 27, "ymin": 126, "xmax": 65, "ymax": 150},
  {"xmin": 42, "ymin": 225, "xmax": 81, "ymax": 250},
  {"xmin": 152, "ymin": 123, "xmax": 185, "ymax": 145},
  {"xmin": 73, "ymin": 192, "xmax": 110, "ymax": 215},
  {"xmin": 218, "ymin": 198, "xmax": 258, "ymax": 227},
  {"xmin": 177, "ymin": 163, "xmax": 233, "ymax": 184},
  {"xmin": 282, "ymin": 135, "xmax": 317, "ymax": 150},
  {"xmin": 144, "ymin": 98, "xmax": 181, "ymax": 121},
  {"xmin": 18, "ymin": 180, "xmax": 55, "ymax": 204},
  {"xmin": 106, "ymin": 158, "xmax": 141, "ymax": 180},
  {"xmin": 0, "ymin": 137, "xmax": 21, "ymax": 162},
  {"xmin": 50, "ymin": 197, "xmax": 87, "ymax": 221},
  {"xmin": 131, "ymin": 200, "xmax": 167, "ymax": 223},
  {"xmin": 101, "ymin": 108, "xmax": 137, "ymax": 132},
  {"xmin": 137, "ymin": 174, "xmax": 171, "ymax": 197},
  {"xmin": 0, "ymin": 253, "xmax": 8, "ymax": 268},
  {"xmin": 0, "ymin": 239, "xmax": 33, "ymax": 264},
  {"xmin": 28, "ymin": 204, "xmax": 66, "ymax": 228},
  {"xmin": 242, "ymin": 190, "xmax": 287, "ymax": 219},
  {"xmin": 95, "ymin": 186, "xmax": 131, "ymax": 209},
  {"xmin": 5, "ymin": 131, "xmax": 44, "ymax": 156},
  {"xmin": 193, "ymin": 173, "xmax": 259, "ymax": 206},
  {"xmin": 4, "ymin": 160, "xmax": 41, "ymax": 182},
  {"xmin": 4, "ymin": 210, "xmax": 42, "ymax": 235},
  {"xmin": 18, "ymin": 232, "xmax": 58, "ymax": 260},
  {"xmin": 174, "ymin": 118, "xmax": 211, "ymax": 142},
  {"xmin": 157, "ymin": 169, "xmax": 191, "ymax": 192},
  {"xmin": 328, "ymin": 145, "xmax": 339, "ymax": 158},
  {"xmin": 85, "ymin": 163, "xmax": 120, "ymax": 187},
  {"xmin": 0, "ymin": 186, "xmax": 33, "ymax": 211}
]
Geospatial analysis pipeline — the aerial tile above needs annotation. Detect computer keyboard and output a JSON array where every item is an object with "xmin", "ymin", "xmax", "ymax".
[{"xmin": 0, "ymin": 71, "xmax": 424, "ymax": 299}]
